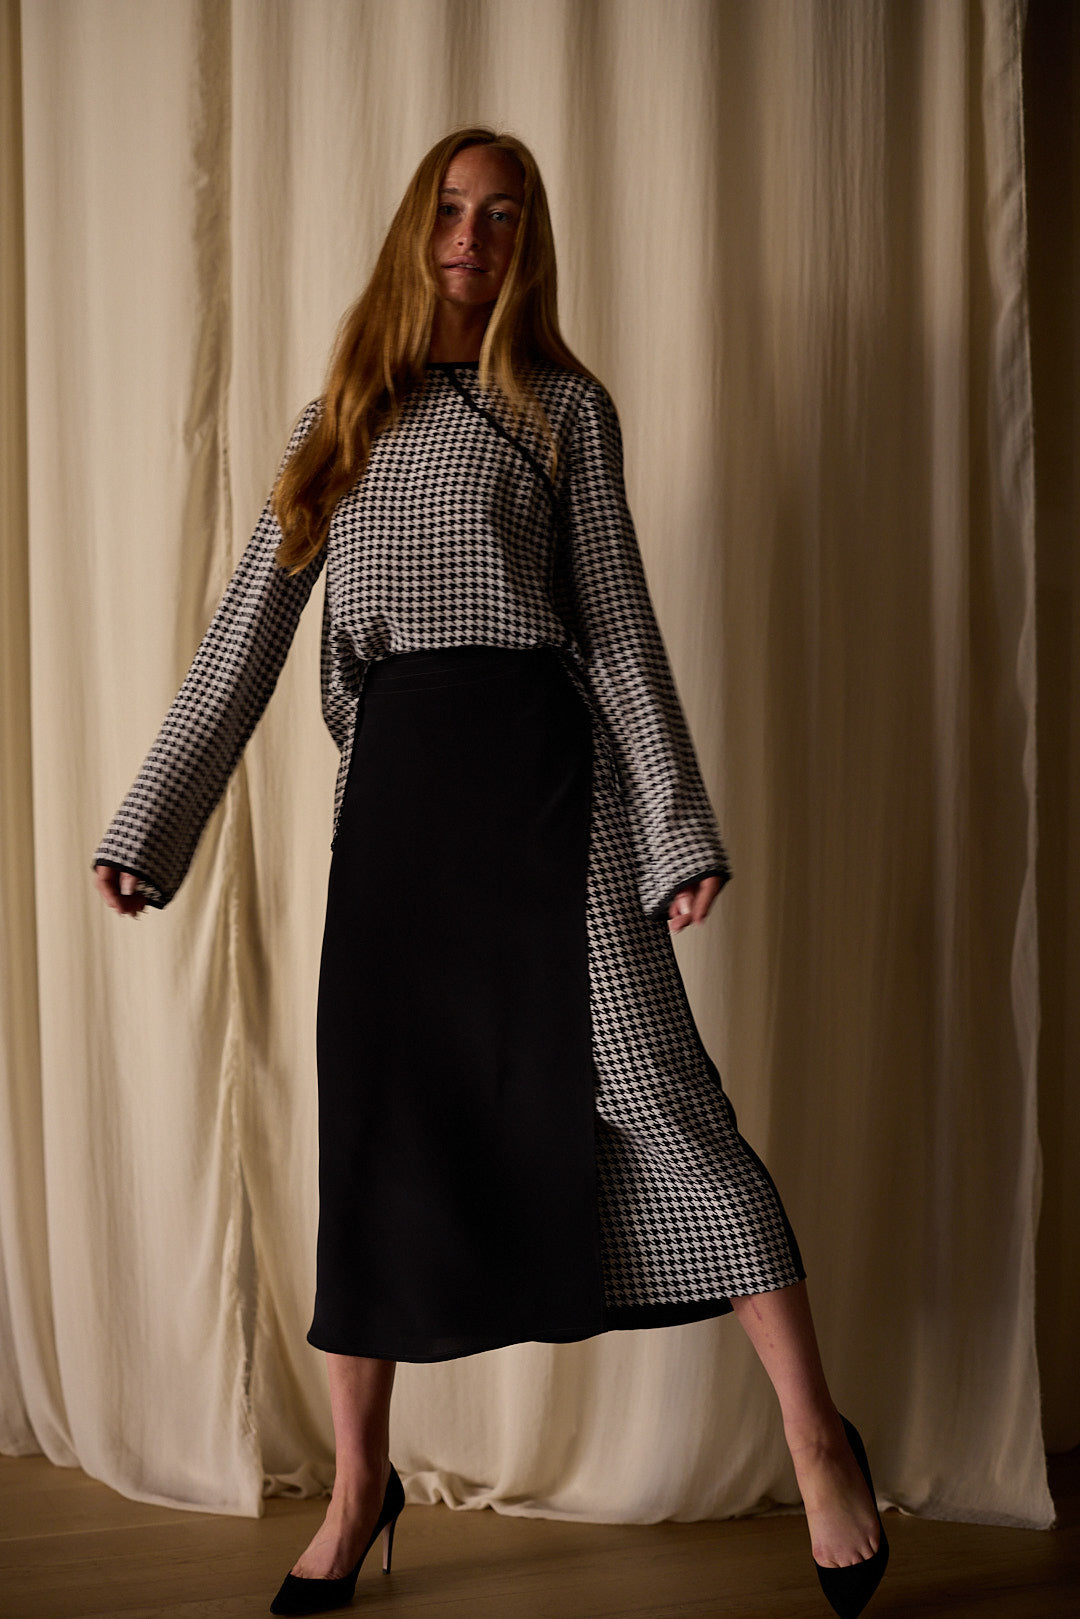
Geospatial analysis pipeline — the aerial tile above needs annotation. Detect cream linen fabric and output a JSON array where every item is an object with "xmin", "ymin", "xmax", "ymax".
[{"xmin": 1, "ymin": 0, "xmax": 1065, "ymax": 1531}]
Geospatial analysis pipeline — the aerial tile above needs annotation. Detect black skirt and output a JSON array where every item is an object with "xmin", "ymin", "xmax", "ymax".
[{"xmin": 307, "ymin": 645, "xmax": 607, "ymax": 1360}]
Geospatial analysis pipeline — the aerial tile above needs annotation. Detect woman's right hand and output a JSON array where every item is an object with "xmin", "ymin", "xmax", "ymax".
[{"xmin": 94, "ymin": 863, "xmax": 147, "ymax": 918}]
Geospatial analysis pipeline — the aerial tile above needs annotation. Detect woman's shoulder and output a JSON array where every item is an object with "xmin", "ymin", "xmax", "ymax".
[
  {"xmin": 524, "ymin": 360, "xmax": 615, "ymax": 430},
  {"xmin": 526, "ymin": 355, "xmax": 606, "ymax": 392},
  {"xmin": 533, "ymin": 366, "xmax": 622, "ymax": 453},
  {"xmin": 293, "ymin": 395, "xmax": 325, "ymax": 435},
  {"xmin": 277, "ymin": 396, "xmax": 324, "ymax": 468}
]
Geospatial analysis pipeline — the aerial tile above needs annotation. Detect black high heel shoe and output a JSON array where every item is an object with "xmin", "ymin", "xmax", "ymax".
[
  {"xmin": 269, "ymin": 1463, "xmax": 405, "ymax": 1616},
  {"xmin": 814, "ymin": 1417, "xmax": 890, "ymax": 1619}
]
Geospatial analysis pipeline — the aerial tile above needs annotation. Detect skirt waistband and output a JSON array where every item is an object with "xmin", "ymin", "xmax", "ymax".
[{"xmin": 363, "ymin": 644, "xmax": 562, "ymax": 695}]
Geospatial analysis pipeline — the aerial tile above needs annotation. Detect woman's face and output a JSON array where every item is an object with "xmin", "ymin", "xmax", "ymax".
[{"xmin": 430, "ymin": 145, "xmax": 525, "ymax": 310}]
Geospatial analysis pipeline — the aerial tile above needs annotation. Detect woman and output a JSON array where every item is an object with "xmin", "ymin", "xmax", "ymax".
[{"xmin": 93, "ymin": 127, "xmax": 888, "ymax": 1618}]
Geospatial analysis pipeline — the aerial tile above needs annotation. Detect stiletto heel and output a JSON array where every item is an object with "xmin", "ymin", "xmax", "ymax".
[
  {"xmin": 269, "ymin": 1462, "xmax": 405, "ymax": 1616},
  {"xmin": 813, "ymin": 1417, "xmax": 890, "ymax": 1619}
]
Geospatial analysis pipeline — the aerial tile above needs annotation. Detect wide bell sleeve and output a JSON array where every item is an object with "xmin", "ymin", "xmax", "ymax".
[
  {"xmin": 554, "ymin": 379, "xmax": 732, "ymax": 923},
  {"xmin": 91, "ymin": 399, "xmax": 325, "ymax": 908}
]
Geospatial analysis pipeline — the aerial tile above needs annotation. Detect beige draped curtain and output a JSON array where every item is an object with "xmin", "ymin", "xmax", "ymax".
[{"xmin": 1, "ymin": 0, "xmax": 1071, "ymax": 1531}]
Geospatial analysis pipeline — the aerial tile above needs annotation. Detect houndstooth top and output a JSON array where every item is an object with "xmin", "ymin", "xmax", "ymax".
[{"xmin": 92, "ymin": 359, "xmax": 732, "ymax": 920}]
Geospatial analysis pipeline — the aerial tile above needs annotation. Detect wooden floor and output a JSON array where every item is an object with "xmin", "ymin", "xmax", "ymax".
[{"xmin": 0, "ymin": 1450, "xmax": 1077, "ymax": 1618}]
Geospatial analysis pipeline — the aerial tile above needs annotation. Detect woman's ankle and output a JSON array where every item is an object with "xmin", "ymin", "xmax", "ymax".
[
  {"xmin": 782, "ymin": 1403, "xmax": 846, "ymax": 1456},
  {"xmin": 330, "ymin": 1454, "xmax": 391, "ymax": 1508}
]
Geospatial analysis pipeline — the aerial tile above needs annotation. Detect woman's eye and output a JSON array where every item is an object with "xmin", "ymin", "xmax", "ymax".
[{"xmin": 437, "ymin": 204, "xmax": 516, "ymax": 222}]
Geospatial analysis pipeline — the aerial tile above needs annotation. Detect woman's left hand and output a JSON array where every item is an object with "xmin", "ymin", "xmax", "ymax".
[{"xmin": 667, "ymin": 874, "xmax": 723, "ymax": 933}]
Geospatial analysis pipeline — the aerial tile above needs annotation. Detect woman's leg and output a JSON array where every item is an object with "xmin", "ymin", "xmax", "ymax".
[
  {"xmin": 730, "ymin": 1281, "xmax": 881, "ymax": 1568},
  {"xmin": 289, "ymin": 1353, "xmax": 398, "ymax": 1579}
]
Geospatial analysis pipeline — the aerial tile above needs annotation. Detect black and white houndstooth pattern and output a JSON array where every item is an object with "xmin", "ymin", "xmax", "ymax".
[
  {"xmin": 93, "ymin": 361, "xmax": 731, "ymax": 919},
  {"xmin": 94, "ymin": 358, "xmax": 802, "ymax": 1310},
  {"xmin": 582, "ymin": 760, "xmax": 802, "ymax": 1305}
]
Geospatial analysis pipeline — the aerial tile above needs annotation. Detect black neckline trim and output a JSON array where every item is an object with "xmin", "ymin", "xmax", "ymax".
[
  {"xmin": 438, "ymin": 365, "xmax": 559, "ymax": 519},
  {"xmin": 428, "ymin": 359, "xmax": 480, "ymax": 368}
]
